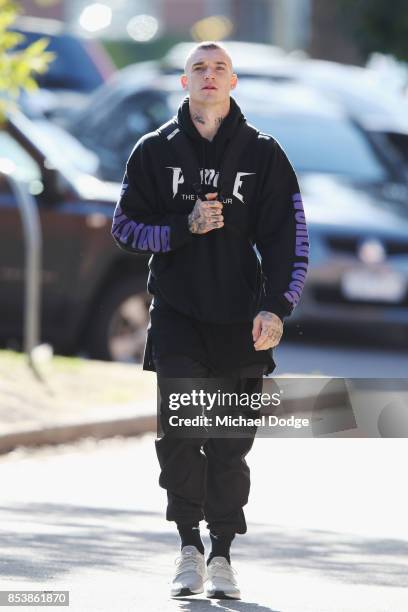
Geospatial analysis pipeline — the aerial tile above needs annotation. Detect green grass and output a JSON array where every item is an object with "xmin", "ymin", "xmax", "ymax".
[
  {"xmin": 0, "ymin": 349, "xmax": 24, "ymax": 362},
  {"xmin": 0, "ymin": 349, "xmax": 145, "ymax": 406},
  {"xmin": 51, "ymin": 355, "xmax": 84, "ymax": 371},
  {"xmin": 0, "ymin": 349, "xmax": 84, "ymax": 370}
]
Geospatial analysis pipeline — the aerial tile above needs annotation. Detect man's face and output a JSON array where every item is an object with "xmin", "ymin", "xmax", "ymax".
[{"xmin": 181, "ymin": 47, "xmax": 237, "ymax": 105}]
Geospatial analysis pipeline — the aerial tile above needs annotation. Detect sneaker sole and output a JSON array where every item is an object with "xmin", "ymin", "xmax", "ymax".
[
  {"xmin": 171, "ymin": 587, "xmax": 203, "ymax": 597},
  {"xmin": 206, "ymin": 590, "xmax": 241, "ymax": 600}
]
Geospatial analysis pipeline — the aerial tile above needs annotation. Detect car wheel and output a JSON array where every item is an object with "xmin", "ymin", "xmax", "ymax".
[{"xmin": 87, "ymin": 278, "xmax": 151, "ymax": 362}]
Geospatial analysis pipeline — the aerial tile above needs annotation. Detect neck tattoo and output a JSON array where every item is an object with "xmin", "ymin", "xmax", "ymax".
[
  {"xmin": 193, "ymin": 114, "xmax": 225, "ymax": 128},
  {"xmin": 193, "ymin": 114, "xmax": 205, "ymax": 125}
]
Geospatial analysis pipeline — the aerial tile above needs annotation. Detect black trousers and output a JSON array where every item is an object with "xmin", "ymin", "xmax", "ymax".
[{"xmin": 154, "ymin": 353, "xmax": 265, "ymax": 536}]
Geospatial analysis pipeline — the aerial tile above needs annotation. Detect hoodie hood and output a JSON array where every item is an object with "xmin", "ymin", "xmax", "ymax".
[
  {"xmin": 176, "ymin": 95, "xmax": 246, "ymax": 176},
  {"xmin": 177, "ymin": 95, "xmax": 245, "ymax": 148}
]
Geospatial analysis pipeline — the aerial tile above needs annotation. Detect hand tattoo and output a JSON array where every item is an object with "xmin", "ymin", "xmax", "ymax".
[
  {"xmin": 188, "ymin": 198, "xmax": 223, "ymax": 234},
  {"xmin": 253, "ymin": 311, "xmax": 284, "ymax": 350},
  {"xmin": 188, "ymin": 207, "xmax": 207, "ymax": 233}
]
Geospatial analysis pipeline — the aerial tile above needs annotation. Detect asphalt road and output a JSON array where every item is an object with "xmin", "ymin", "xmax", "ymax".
[{"xmin": 1, "ymin": 435, "xmax": 407, "ymax": 612}]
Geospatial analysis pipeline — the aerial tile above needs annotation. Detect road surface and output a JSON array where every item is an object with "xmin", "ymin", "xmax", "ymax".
[{"xmin": 1, "ymin": 434, "xmax": 407, "ymax": 611}]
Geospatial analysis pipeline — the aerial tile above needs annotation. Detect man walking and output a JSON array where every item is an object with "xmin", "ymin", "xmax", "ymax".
[{"xmin": 112, "ymin": 42, "xmax": 309, "ymax": 599}]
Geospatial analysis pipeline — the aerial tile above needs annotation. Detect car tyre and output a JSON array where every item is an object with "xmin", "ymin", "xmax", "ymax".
[{"xmin": 87, "ymin": 277, "xmax": 150, "ymax": 363}]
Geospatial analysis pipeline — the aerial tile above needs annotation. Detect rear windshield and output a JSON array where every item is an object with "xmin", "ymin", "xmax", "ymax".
[
  {"xmin": 12, "ymin": 30, "xmax": 106, "ymax": 92},
  {"xmin": 246, "ymin": 112, "xmax": 387, "ymax": 182}
]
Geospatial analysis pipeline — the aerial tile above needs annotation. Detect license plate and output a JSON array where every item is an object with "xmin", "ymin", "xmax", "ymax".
[{"xmin": 341, "ymin": 269, "xmax": 407, "ymax": 302}]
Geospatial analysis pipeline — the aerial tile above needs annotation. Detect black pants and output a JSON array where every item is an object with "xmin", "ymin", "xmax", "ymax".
[{"xmin": 154, "ymin": 353, "xmax": 265, "ymax": 536}]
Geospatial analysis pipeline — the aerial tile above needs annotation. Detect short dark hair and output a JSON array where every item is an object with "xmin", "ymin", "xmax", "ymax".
[{"xmin": 194, "ymin": 42, "xmax": 224, "ymax": 51}]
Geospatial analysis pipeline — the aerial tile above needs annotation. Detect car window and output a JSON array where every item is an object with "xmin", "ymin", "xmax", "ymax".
[
  {"xmin": 245, "ymin": 112, "xmax": 388, "ymax": 182},
  {"xmin": 108, "ymin": 103, "xmax": 150, "ymax": 150},
  {"xmin": 98, "ymin": 92, "xmax": 170, "ymax": 152},
  {"xmin": 387, "ymin": 132, "xmax": 408, "ymax": 164},
  {"xmin": 0, "ymin": 131, "xmax": 43, "ymax": 191},
  {"xmin": 74, "ymin": 85, "xmax": 124, "ymax": 139}
]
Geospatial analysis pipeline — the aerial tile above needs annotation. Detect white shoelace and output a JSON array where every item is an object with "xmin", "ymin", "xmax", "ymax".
[
  {"xmin": 174, "ymin": 551, "xmax": 201, "ymax": 577},
  {"xmin": 208, "ymin": 559, "xmax": 238, "ymax": 584}
]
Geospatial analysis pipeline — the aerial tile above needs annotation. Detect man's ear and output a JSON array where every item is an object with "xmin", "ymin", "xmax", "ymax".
[
  {"xmin": 181, "ymin": 74, "xmax": 188, "ymax": 90},
  {"xmin": 230, "ymin": 73, "xmax": 238, "ymax": 90}
]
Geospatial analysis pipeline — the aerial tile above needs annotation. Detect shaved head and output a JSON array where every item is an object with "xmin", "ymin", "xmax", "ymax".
[
  {"xmin": 181, "ymin": 41, "xmax": 237, "ymax": 109},
  {"xmin": 184, "ymin": 41, "xmax": 233, "ymax": 73}
]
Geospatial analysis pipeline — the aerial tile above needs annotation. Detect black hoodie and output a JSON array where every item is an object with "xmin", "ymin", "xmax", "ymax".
[{"xmin": 112, "ymin": 96, "xmax": 309, "ymax": 323}]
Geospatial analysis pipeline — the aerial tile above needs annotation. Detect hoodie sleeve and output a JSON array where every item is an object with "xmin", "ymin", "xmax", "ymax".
[
  {"xmin": 255, "ymin": 140, "xmax": 309, "ymax": 320},
  {"xmin": 111, "ymin": 135, "xmax": 192, "ymax": 254}
]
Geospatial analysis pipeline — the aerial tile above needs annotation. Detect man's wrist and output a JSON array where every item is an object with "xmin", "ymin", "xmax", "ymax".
[
  {"xmin": 256, "ymin": 310, "xmax": 284, "ymax": 324},
  {"xmin": 188, "ymin": 211, "xmax": 197, "ymax": 234},
  {"xmin": 271, "ymin": 312, "xmax": 284, "ymax": 325},
  {"xmin": 259, "ymin": 298, "xmax": 289, "ymax": 322}
]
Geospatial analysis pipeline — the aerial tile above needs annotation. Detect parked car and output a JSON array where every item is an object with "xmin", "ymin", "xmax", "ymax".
[
  {"xmin": 270, "ymin": 58, "xmax": 408, "ymax": 170},
  {"xmin": 12, "ymin": 16, "xmax": 116, "ymax": 121},
  {"xmin": 67, "ymin": 71, "xmax": 407, "ymax": 186},
  {"xmin": 162, "ymin": 43, "xmax": 408, "ymax": 171},
  {"xmin": 0, "ymin": 112, "xmax": 150, "ymax": 362},
  {"xmin": 67, "ymin": 69, "xmax": 174, "ymax": 181},
  {"xmin": 66, "ymin": 77, "xmax": 408, "ymax": 339}
]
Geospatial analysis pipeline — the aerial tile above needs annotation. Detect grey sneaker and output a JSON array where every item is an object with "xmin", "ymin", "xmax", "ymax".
[
  {"xmin": 206, "ymin": 556, "xmax": 241, "ymax": 600},
  {"xmin": 170, "ymin": 545, "xmax": 206, "ymax": 597}
]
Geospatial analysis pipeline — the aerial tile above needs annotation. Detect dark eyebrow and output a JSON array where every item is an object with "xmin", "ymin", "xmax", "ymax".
[{"xmin": 191, "ymin": 60, "xmax": 228, "ymax": 68}]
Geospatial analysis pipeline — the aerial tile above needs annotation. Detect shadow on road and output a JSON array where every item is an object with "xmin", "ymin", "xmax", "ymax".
[
  {"xmin": 1, "ymin": 502, "xmax": 407, "ymax": 591},
  {"xmin": 173, "ymin": 597, "xmax": 280, "ymax": 611}
]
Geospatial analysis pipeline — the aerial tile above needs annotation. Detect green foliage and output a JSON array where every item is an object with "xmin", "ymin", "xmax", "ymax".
[
  {"xmin": 337, "ymin": 0, "xmax": 408, "ymax": 61},
  {"xmin": 0, "ymin": 0, "xmax": 55, "ymax": 121}
]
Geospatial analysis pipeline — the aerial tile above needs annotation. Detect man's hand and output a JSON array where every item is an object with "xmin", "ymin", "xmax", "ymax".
[
  {"xmin": 188, "ymin": 192, "xmax": 224, "ymax": 234},
  {"xmin": 252, "ymin": 311, "xmax": 283, "ymax": 350}
]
